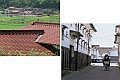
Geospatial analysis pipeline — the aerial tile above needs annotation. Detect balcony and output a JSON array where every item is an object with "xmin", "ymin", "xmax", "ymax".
[{"xmin": 70, "ymin": 30, "xmax": 83, "ymax": 39}]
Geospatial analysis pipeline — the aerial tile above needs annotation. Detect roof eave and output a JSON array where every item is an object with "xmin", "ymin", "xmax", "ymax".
[{"xmin": 89, "ymin": 23, "xmax": 97, "ymax": 32}]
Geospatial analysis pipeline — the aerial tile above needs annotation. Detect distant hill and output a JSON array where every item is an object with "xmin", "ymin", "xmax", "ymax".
[{"xmin": 0, "ymin": 0, "xmax": 60, "ymax": 10}]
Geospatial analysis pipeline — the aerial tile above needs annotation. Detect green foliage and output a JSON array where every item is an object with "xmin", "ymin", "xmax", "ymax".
[
  {"xmin": 0, "ymin": 46, "xmax": 56, "ymax": 56},
  {"xmin": 0, "ymin": 50, "xmax": 55, "ymax": 56},
  {"xmin": 0, "ymin": 0, "xmax": 60, "ymax": 10}
]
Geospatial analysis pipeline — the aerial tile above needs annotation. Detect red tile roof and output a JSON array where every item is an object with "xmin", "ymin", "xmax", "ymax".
[
  {"xmin": 0, "ymin": 30, "xmax": 54, "ymax": 55},
  {"xmin": 22, "ymin": 22, "xmax": 60, "ymax": 45}
]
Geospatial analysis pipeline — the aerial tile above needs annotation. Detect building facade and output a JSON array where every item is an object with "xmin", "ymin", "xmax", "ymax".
[
  {"xmin": 91, "ymin": 45, "xmax": 100, "ymax": 60},
  {"xmin": 91, "ymin": 45, "xmax": 118, "ymax": 63},
  {"xmin": 61, "ymin": 23, "xmax": 97, "ymax": 71},
  {"xmin": 4, "ymin": 7, "xmax": 42, "ymax": 16},
  {"xmin": 114, "ymin": 25, "xmax": 120, "ymax": 64}
]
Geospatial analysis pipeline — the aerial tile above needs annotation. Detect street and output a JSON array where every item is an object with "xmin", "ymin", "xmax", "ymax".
[{"xmin": 62, "ymin": 63, "xmax": 120, "ymax": 80}]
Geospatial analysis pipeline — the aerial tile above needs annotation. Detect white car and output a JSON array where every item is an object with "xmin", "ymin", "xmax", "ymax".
[{"xmin": 92, "ymin": 57, "xmax": 103, "ymax": 63}]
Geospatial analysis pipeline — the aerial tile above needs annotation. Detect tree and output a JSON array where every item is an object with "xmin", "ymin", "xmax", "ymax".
[
  {"xmin": 41, "ymin": 0, "xmax": 60, "ymax": 10},
  {"xmin": 0, "ymin": 0, "xmax": 60, "ymax": 10}
]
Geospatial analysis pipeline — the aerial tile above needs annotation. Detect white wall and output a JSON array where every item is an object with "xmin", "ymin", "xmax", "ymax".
[
  {"xmin": 110, "ymin": 49, "xmax": 118, "ymax": 56},
  {"xmin": 62, "ymin": 23, "xmax": 94, "ymax": 55}
]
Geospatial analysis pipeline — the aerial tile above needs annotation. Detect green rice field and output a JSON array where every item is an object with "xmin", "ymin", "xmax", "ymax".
[{"xmin": 0, "ymin": 14, "xmax": 60, "ymax": 29}]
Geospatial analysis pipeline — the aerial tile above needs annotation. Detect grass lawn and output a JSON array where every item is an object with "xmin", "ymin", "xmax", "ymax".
[{"xmin": 0, "ymin": 14, "xmax": 60, "ymax": 29}]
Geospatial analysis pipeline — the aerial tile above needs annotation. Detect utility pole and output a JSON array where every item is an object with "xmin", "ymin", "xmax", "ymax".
[{"xmin": 75, "ymin": 23, "xmax": 80, "ymax": 71}]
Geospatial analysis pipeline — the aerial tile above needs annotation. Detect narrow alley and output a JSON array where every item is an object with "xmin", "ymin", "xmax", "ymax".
[
  {"xmin": 63, "ymin": 63, "xmax": 120, "ymax": 80},
  {"xmin": 61, "ymin": 23, "xmax": 120, "ymax": 80}
]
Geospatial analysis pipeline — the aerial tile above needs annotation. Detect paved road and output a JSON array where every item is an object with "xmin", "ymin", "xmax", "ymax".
[
  {"xmin": 62, "ymin": 66, "xmax": 120, "ymax": 80},
  {"xmin": 91, "ymin": 63, "xmax": 118, "ymax": 66}
]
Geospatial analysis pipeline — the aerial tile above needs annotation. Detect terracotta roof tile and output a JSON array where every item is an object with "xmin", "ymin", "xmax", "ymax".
[
  {"xmin": 22, "ymin": 22, "xmax": 60, "ymax": 45},
  {"xmin": 0, "ymin": 30, "xmax": 53, "ymax": 54}
]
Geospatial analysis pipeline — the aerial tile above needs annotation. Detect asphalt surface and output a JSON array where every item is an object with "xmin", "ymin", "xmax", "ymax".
[{"xmin": 62, "ymin": 64, "xmax": 120, "ymax": 80}]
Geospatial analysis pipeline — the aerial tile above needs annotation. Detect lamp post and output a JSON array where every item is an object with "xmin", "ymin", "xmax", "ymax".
[{"xmin": 114, "ymin": 25, "xmax": 120, "ymax": 66}]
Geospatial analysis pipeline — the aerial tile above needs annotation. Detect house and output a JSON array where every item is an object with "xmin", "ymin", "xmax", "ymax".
[
  {"xmin": 0, "ymin": 22, "xmax": 60, "ymax": 56},
  {"xmin": 22, "ymin": 22, "xmax": 60, "ymax": 55},
  {"xmin": 23, "ymin": 22, "xmax": 60, "ymax": 45},
  {"xmin": 4, "ymin": 7, "xmax": 42, "ymax": 16},
  {"xmin": 91, "ymin": 45, "xmax": 118, "ymax": 63},
  {"xmin": 61, "ymin": 23, "xmax": 97, "ymax": 71},
  {"xmin": 4, "ymin": 7, "xmax": 23, "ymax": 15}
]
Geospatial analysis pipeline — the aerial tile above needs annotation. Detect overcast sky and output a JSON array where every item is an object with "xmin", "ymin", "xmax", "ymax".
[{"xmin": 91, "ymin": 23, "xmax": 118, "ymax": 47}]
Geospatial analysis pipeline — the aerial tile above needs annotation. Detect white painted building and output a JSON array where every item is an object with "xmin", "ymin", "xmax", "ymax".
[
  {"xmin": 62, "ymin": 23, "xmax": 96, "ymax": 54},
  {"xmin": 61, "ymin": 23, "xmax": 97, "ymax": 71},
  {"xmin": 91, "ymin": 45, "xmax": 118, "ymax": 63}
]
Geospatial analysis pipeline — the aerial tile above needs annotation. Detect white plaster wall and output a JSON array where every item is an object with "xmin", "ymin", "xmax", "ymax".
[
  {"xmin": 62, "ymin": 23, "xmax": 94, "ymax": 55},
  {"xmin": 110, "ymin": 50, "xmax": 118, "ymax": 56}
]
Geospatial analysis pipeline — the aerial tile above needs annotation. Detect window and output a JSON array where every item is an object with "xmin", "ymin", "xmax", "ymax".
[
  {"xmin": 75, "ymin": 23, "xmax": 78, "ymax": 31},
  {"xmin": 62, "ymin": 28, "xmax": 64, "ymax": 40},
  {"xmin": 70, "ymin": 45, "xmax": 74, "ymax": 58},
  {"xmin": 62, "ymin": 25, "xmax": 68, "ymax": 40},
  {"xmin": 65, "ymin": 29, "xmax": 69, "ymax": 38}
]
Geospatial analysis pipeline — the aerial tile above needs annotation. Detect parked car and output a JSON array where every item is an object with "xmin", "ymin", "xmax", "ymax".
[{"xmin": 92, "ymin": 58, "xmax": 103, "ymax": 63}]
